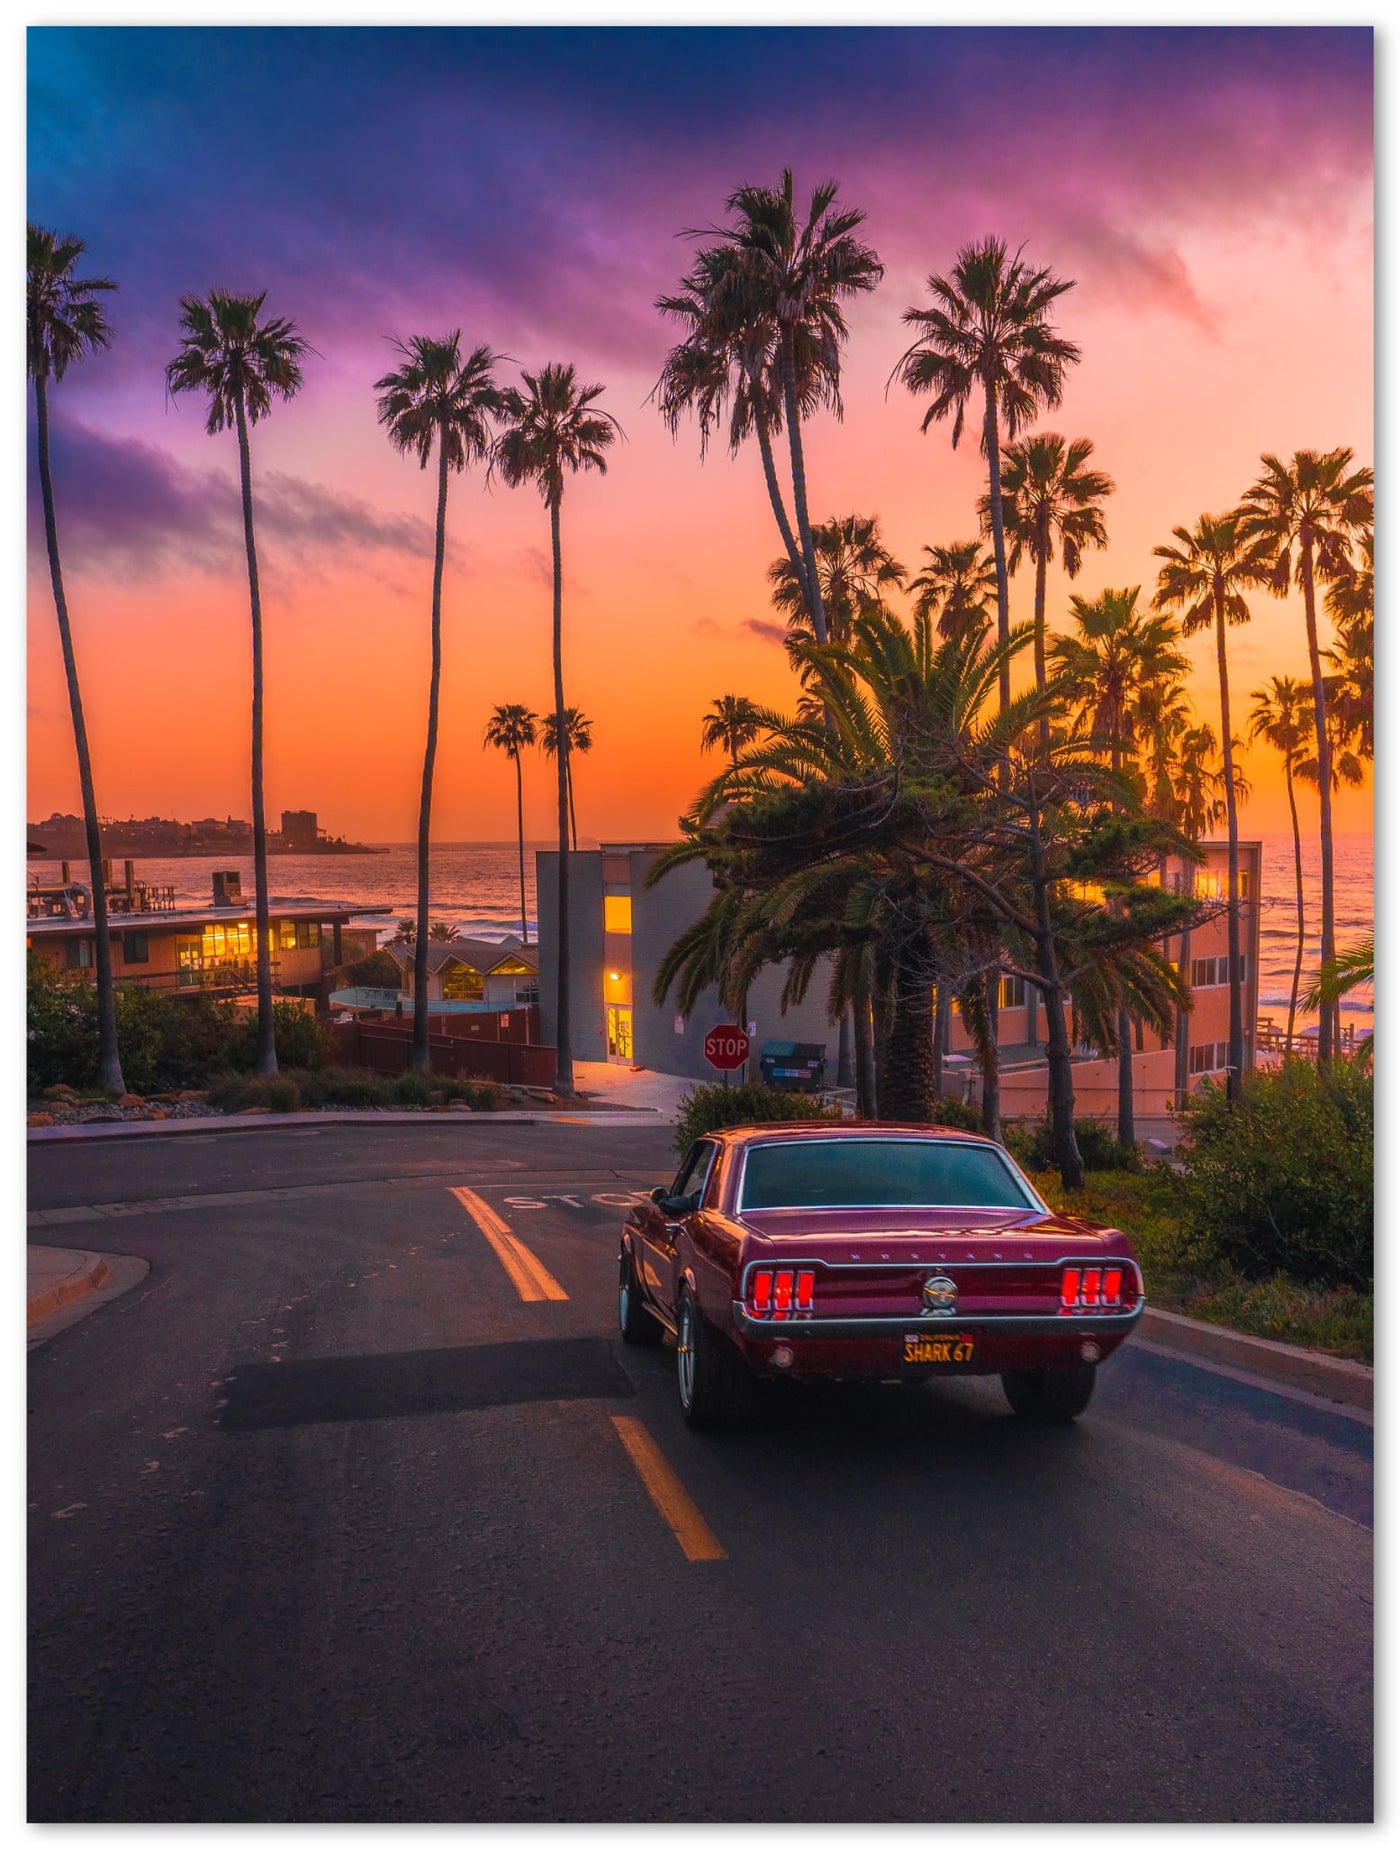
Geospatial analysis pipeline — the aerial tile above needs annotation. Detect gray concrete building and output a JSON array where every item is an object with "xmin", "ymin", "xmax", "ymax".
[{"xmin": 536, "ymin": 844, "xmax": 837, "ymax": 1083}]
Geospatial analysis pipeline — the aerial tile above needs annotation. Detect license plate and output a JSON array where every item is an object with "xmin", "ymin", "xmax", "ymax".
[{"xmin": 903, "ymin": 1331, "xmax": 976, "ymax": 1365}]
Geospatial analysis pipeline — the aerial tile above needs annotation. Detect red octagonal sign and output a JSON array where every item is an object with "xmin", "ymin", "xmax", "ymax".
[{"xmin": 703, "ymin": 1024, "xmax": 750, "ymax": 1071}]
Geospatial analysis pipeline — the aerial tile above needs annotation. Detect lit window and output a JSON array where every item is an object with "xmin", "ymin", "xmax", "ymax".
[
  {"xmin": 442, "ymin": 961, "xmax": 484, "ymax": 1001},
  {"xmin": 604, "ymin": 894, "xmax": 632, "ymax": 934}
]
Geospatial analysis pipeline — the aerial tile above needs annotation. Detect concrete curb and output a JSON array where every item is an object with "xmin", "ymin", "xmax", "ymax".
[
  {"xmin": 1140, "ymin": 1305, "xmax": 1372, "ymax": 1409},
  {"xmin": 27, "ymin": 1251, "xmax": 112, "ymax": 1324},
  {"xmin": 26, "ymin": 1105, "xmax": 666, "ymax": 1144}
]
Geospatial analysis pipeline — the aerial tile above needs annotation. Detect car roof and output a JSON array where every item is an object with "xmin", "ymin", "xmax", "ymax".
[{"xmin": 702, "ymin": 1122, "xmax": 1000, "ymax": 1152}]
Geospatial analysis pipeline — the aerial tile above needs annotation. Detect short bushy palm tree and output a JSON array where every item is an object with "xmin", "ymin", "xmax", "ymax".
[
  {"xmin": 893, "ymin": 236, "xmax": 1080, "ymax": 710},
  {"xmin": 1153, "ymin": 512, "xmax": 1269, "ymax": 1099},
  {"xmin": 375, "ymin": 333, "xmax": 504, "ymax": 1072},
  {"xmin": 908, "ymin": 541, "xmax": 999, "ymax": 644},
  {"xmin": 1237, "ymin": 449, "xmax": 1373, "ymax": 1062},
  {"xmin": 542, "ymin": 707, "xmax": 593, "ymax": 850},
  {"xmin": 484, "ymin": 704, "xmax": 539, "ymax": 942},
  {"xmin": 495, "ymin": 364, "xmax": 620, "ymax": 1096},
  {"xmin": 1249, "ymin": 676, "xmax": 1312, "ymax": 1048},
  {"xmin": 981, "ymin": 432, "xmax": 1113, "ymax": 727},
  {"xmin": 28, "ymin": 224, "xmax": 124, "ymax": 1094},
  {"xmin": 657, "ymin": 171, "xmax": 883, "ymax": 641},
  {"xmin": 167, "ymin": 287, "xmax": 312, "ymax": 1077}
]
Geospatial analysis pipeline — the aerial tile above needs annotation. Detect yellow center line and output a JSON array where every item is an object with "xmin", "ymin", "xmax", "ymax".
[
  {"xmin": 609, "ymin": 1415, "xmax": 727, "ymax": 1562},
  {"xmin": 449, "ymin": 1186, "xmax": 569, "ymax": 1302}
]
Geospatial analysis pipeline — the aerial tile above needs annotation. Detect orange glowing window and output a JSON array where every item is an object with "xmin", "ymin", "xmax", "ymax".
[{"xmin": 604, "ymin": 895, "xmax": 632, "ymax": 934}]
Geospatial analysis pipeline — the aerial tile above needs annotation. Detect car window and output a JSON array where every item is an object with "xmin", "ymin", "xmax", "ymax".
[
  {"xmin": 739, "ymin": 1139, "xmax": 1038, "ymax": 1211},
  {"xmin": 669, "ymin": 1142, "xmax": 716, "ymax": 1213}
]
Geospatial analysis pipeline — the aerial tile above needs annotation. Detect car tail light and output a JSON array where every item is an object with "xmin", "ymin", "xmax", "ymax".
[
  {"xmin": 1062, "ymin": 1262, "xmax": 1133, "ymax": 1310},
  {"xmin": 747, "ymin": 1267, "xmax": 816, "ymax": 1319}
]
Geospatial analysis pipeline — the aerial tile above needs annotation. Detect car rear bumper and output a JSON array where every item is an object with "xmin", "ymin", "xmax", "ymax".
[{"xmin": 730, "ymin": 1303, "xmax": 1142, "ymax": 1377}]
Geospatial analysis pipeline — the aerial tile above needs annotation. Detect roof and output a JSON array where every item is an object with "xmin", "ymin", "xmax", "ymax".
[
  {"xmin": 386, "ymin": 935, "xmax": 538, "ymax": 976},
  {"xmin": 699, "ymin": 1122, "xmax": 996, "ymax": 1149},
  {"xmin": 26, "ymin": 899, "xmax": 392, "ymax": 937}
]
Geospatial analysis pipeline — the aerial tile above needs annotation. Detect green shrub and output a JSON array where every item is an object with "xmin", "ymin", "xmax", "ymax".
[
  {"xmin": 674, "ymin": 1080, "xmax": 841, "ymax": 1153},
  {"xmin": 27, "ymin": 955, "xmax": 241, "ymax": 1095},
  {"xmin": 1005, "ymin": 1115, "xmax": 1142, "ymax": 1175},
  {"xmin": 344, "ymin": 948, "xmax": 403, "ymax": 989},
  {"xmin": 296, "ymin": 1066, "xmax": 391, "ymax": 1108},
  {"xmin": 927, "ymin": 1094, "xmax": 984, "ymax": 1132},
  {"xmin": 435, "ymin": 1075, "xmax": 504, "ymax": 1110},
  {"xmin": 391, "ymin": 1072, "xmax": 435, "ymax": 1108},
  {"xmin": 1173, "ymin": 1058, "xmax": 1373, "ymax": 1290},
  {"xmin": 206, "ymin": 1072, "xmax": 301, "ymax": 1112},
  {"xmin": 228, "ymin": 1001, "xmax": 333, "ymax": 1073}
]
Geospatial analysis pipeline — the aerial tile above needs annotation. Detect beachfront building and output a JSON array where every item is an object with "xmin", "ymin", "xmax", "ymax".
[
  {"xmin": 26, "ymin": 864, "xmax": 390, "ymax": 1010},
  {"xmin": 386, "ymin": 936, "xmax": 540, "ymax": 1011},
  {"xmin": 537, "ymin": 840, "xmax": 1262, "ymax": 1138}
]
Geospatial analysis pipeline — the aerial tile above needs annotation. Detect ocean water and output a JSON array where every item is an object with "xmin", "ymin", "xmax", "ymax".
[{"xmin": 30, "ymin": 831, "xmax": 1373, "ymax": 1034}]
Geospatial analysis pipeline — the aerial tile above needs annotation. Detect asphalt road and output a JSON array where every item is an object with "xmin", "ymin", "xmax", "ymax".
[{"xmin": 28, "ymin": 1120, "xmax": 1373, "ymax": 1823}]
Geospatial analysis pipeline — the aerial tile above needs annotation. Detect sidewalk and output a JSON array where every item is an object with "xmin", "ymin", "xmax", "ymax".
[
  {"xmin": 27, "ymin": 1245, "xmax": 149, "ymax": 1344},
  {"xmin": 572, "ymin": 1062, "xmax": 694, "ymax": 1123}
]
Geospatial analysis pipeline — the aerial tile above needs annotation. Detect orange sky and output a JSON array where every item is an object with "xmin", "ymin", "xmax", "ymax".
[{"xmin": 27, "ymin": 27, "xmax": 1373, "ymax": 845}]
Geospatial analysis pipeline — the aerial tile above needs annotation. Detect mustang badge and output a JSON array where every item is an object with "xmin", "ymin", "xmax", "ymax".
[{"xmin": 921, "ymin": 1273, "xmax": 958, "ymax": 1317}]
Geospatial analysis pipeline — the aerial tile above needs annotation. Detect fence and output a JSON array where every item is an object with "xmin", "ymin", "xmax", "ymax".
[{"xmin": 328, "ymin": 1019, "xmax": 556, "ymax": 1089}]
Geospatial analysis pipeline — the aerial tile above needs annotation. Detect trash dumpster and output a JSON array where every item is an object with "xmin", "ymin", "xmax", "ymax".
[{"xmin": 759, "ymin": 1040, "xmax": 827, "ymax": 1092}]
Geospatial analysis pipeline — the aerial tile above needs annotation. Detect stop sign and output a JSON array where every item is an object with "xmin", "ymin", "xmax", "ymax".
[{"xmin": 703, "ymin": 1024, "xmax": 750, "ymax": 1071}]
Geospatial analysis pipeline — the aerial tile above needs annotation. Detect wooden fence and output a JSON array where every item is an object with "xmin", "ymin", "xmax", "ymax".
[{"xmin": 328, "ymin": 1018, "xmax": 556, "ymax": 1089}]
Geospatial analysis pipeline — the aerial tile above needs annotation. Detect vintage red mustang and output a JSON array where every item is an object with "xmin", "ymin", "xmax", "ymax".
[{"xmin": 617, "ymin": 1122, "xmax": 1144, "ymax": 1429}]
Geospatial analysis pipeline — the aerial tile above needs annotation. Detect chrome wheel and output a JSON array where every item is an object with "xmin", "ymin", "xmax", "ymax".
[
  {"xmin": 618, "ymin": 1245, "xmax": 662, "ymax": 1346},
  {"xmin": 677, "ymin": 1295, "xmax": 697, "ymax": 1410}
]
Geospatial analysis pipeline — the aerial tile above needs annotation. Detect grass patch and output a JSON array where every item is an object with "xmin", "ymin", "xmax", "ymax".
[
  {"xmin": 1027, "ymin": 1167, "xmax": 1372, "ymax": 1365},
  {"xmin": 205, "ymin": 1066, "xmax": 504, "ymax": 1114}
]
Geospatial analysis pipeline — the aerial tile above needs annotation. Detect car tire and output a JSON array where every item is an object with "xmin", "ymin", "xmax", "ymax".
[
  {"xmin": 618, "ymin": 1245, "xmax": 662, "ymax": 1346},
  {"xmin": 1001, "ymin": 1365, "xmax": 1096, "ymax": 1421},
  {"xmin": 677, "ymin": 1287, "xmax": 753, "ymax": 1430}
]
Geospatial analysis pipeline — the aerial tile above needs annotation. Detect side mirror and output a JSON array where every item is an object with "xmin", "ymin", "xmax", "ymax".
[{"xmin": 648, "ymin": 1186, "xmax": 670, "ymax": 1206}]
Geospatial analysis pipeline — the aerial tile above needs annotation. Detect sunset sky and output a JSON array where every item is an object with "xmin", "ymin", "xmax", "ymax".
[{"xmin": 26, "ymin": 23, "xmax": 1374, "ymax": 843}]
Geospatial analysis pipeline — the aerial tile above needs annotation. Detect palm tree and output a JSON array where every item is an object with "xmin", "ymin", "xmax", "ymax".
[
  {"xmin": 374, "ymin": 333, "xmax": 504, "ymax": 1074},
  {"xmin": 541, "ymin": 706, "xmax": 593, "ymax": 850},
  {"xmin": 494, "ymin": 364, "xmax": 620, "ymax": 1097},
  {"xmin": 892, "ymin": 236, "xmax": 1080, "ymax": 710},
  {"xmin": 700, "ymin": 694, "xmax": 764, "ymax": 770},
  {"xmin": 428, "ymin": 922, "xmax": 456, "ymax": 943},
  {"xmin": 27, "ymin": 224, "xmax": 124, "ymax": 1095},
  {"xmin": 768, "ymin": 513, "xmax": 905, "ymax": 646},
  {"xmin": 981, "ymin": 432, "xmax": 1113, "ymax": 730},
  {"xmin": 658, "ymin": 171, "xmax": 883, "ymax": 640},
  {"xmin": 166, "ymin": 288, "xmax": 311, "ymax": 1077},
  {"xmin": 1051, "ymin": 587, "xmax": 1190, "ymax": 1145},
  {"xmin": 393, "ymin": 918, "xmax": 417, "ymax": 945},
  {"xmin": 1237, "ymin": 450, "xmax": 1374, "ymax": 1062},
  {"xmin": 1322, "ymin": 624, "xmax": 1372, "ymax": 765},
  {"xmin": 1159, "ymin": 721, "xmax": 1230, "ymax": 1101},
  {"xmin": 1249, "ymin": 677, "xmax": 1312, "ymax": 1050},
  {"xmin": 1153, "ymin": 513, "xmax": 1269, "ymax": 1100},
  {"xmin": 908, "ymin": 541, "xmax": 999, "ymax": 643},
  {"xmin": 484, "ymin": 703, "xmax": 539, "ymax": 941}
]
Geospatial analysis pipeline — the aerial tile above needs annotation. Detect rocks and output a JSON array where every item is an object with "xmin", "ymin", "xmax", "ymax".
[
  {"xmin": 27, "ymin": 1112, "xmax": 55, "ymax": 1128},
  {"xmin": 116, "ymin": 1094, "xmax": 145, "ymax": 1108},
  {"xmin": 448, "ymin": 1099, "xmax": 474, "ymax": 1112},
  {"xmin": 42, "ymin": 1085, "xmax": 78, "ymax": 1102},
  {"xmin": 235, "ymin": 1105, "xmax": 272, "ymax": 1115}
]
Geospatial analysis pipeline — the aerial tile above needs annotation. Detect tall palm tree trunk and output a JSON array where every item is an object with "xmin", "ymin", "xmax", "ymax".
[
  {"xmin": 879, "ymin": 967, "xmax": 934, "ymax": 1122},
  {"xmin": 567, "ymin": 758, "xmax": 578, "ymax": 852},
  {"xmin": 1030, "ymin": 799, "xmax": 1084, "ymax": 1188},
  {"xmin": 980, "ymin": 971, "xmax": 1002, "ymax": 1143},
  {"xmin": 1213, "ymin": 586, "xmax": 1245, "ymax": 1100},
  {"xmin": 550, "ymin": 497, "xmax": 574, "ymax": 1096},
  {"xmin": 33, "ymin": 372, "xmax": 125, "ymax": 1095},
  {"xmin": 1300, "ymin": 539, "xmax": 1337, "ymax": 1062},
  {"xmin": 411, "ymin": 437, "xmax": 450, "ymax": 1074},
  {"xmin": 932, "ymin": 981, "xmax": 950, "ymax": 1099},
  {"xmin": 754, "ymin": 410, "xmax": 806, "ymax": 597},
  {"xmin": 1116, "ymin": 1003, "xmax": 1135, "ymax": 1146},
  {"xmin": 982, "ymin": 378, "xmax": 1011, "ymax": 713},
  {"xmin": 233, "ymin": 388, "xmax": 277, "ymax": 1078},
  {"xmin": 779, "ymin": 329, "xmax": 827, "ymax": 642},
  {"xmin": 1032, "ymin": 532, "xmax": 1050, "ymax": 751},
  {"xmin": 513, "ymin": 750, "xmax": 529, "ymax": 944},
  {"xmin": 852, "ymin": 987, "xmax": 876, "ymax": 1118},
  {"xmin": 1285, "ymin": 758, "xmax": 1305, "ymax": 1050},
  {"xmin": 1174, "ymin": 914, "xmax": 1192, "ymax": 1104}
]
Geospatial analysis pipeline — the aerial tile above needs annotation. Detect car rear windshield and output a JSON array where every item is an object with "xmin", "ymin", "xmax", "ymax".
[{"xmin": 738, "ymin": 1139, "xmax": 1039, "ymax": 1211}]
